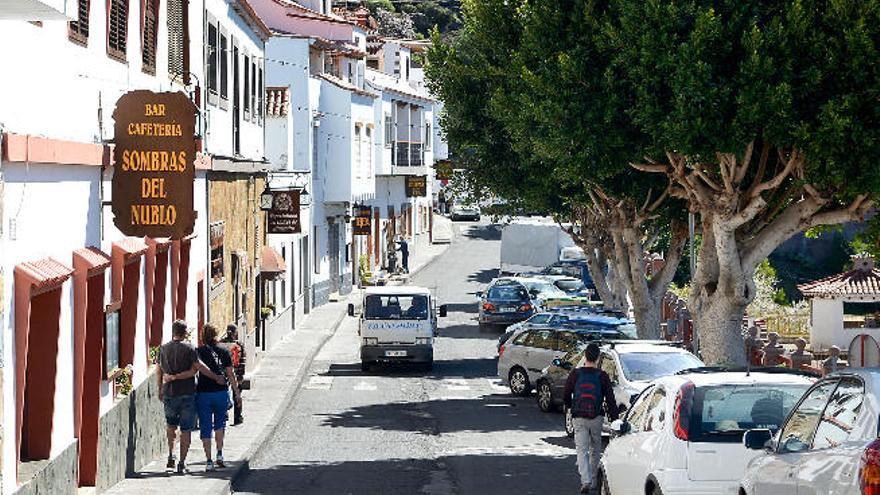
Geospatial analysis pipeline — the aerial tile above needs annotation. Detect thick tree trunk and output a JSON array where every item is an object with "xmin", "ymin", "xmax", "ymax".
[{"xmin": 691, "ymin": 296, "xmax": 748, "ymax": 365}]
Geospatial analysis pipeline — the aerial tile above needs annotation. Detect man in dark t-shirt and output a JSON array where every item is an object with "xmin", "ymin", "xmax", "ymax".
[{"xmin": 157, "ymin": 320, "xmax": 223, "ymax": 473}]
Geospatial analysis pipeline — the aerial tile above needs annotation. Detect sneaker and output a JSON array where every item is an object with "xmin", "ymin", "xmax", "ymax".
[
  {"xmin": 176, "ymin": 461, "xmax": 189, "ymax": 474},
  {"xmin": 205, "ymin": 460, "xmax": 215, "ymax": 472},
  {"xmin": 166, "ymin": 455, "xmax": 176, "ymax": 470},
  {"xmin": 216, "ymin": 453, "xmax": 226, "ymax": 469}
]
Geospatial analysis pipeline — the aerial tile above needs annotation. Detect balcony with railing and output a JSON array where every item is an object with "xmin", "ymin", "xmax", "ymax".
[{"xmin": 393, "ymin": 142, "xmax": 424, "ymax": 168}]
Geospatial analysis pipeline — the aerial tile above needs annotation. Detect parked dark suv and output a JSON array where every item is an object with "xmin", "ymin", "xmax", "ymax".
[{"xmin": 478, "ymin": 280, "xmax": 535, "ymax": 331}]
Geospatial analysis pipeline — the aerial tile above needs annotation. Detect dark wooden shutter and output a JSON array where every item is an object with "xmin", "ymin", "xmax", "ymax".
[
  {"xmin": 141, "ymin": 0, "xmax": 158, "ymax": 74},
  {"xmin": 206, "ymin": 22, "xmax": 218, "ymax": 94},
  {"xmin": 244, "ymin": 55, "xmax": 250, "ymax": 119},
  {"xmin": 167, "ymin": 0, "xmax": 186, "ymax": 82},
  {"xmin": 69, "ymin": 0, "xmax": 90, "ymax": 45},
  {"xmin": 107, "ymin": 0, "xmax": 129, "ymax": 61},
  {"xmin": 219, "ymin": 32, "xmax": 228, "ymax": 100}
]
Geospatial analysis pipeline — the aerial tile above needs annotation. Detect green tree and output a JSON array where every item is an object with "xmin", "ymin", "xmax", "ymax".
[
  {"xmin": 614, "ymin": 0, "xmax": 880, "ymax": 363},
  {"xmin": 428, "ymin": 0, "xmax": 688, "ymax": 338}
]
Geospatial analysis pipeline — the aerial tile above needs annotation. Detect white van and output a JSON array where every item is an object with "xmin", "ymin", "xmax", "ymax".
[{"xmin": 349, "ymin": 286, "xmax": 447, "ymax": 371}]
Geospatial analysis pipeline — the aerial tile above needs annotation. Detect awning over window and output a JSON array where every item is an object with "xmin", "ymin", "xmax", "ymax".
[{"xmin": 260, "ymin": 245, "xmax": 286, "ymax": 277}]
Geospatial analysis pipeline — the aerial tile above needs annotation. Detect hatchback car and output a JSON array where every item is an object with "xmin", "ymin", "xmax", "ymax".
[
  {"xmin": 599, "ymin": 369, "xmax": 814, "ymax": 495},
  {"xmin": 478, "ymin": 280, "xmax": 535, "ymax": 331},
  {"xmin": 740, "ymin": 369, "xmax": 880, "ymax": 495},
  {"xmin": 497, "ymin": 318, "xmax": 637, "ymax": 395},
  {"xmin": 450, "ymin": 204, "xmax": 481, "ymax": 221},
  {"xmin": 536, "ymin": 342, "xmax": 703, "ymax": 433}
]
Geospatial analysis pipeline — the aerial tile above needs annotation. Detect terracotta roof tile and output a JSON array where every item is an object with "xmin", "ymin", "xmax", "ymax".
[
  {"xmin": 73, "ymin": 247, "xmax": 112, "ymax": 272},
  {"xmin": 798, "ymin": 258, "xmax": 880, "ymax": 297},
  {"xmin": 113, "ymin": 237, "xmax": 149, "ymax": 257},
  {"xmin": 15, "ymin": 257, "xmax": 74, "ymax": 291},
  {"xmin": 261, "ymin": 245, "xmax": 287, "ymax": 274}
]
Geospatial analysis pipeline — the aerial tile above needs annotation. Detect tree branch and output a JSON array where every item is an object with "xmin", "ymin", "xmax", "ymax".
[
  {"xmin": 750, "ymin": 149, "xmax": 803, "ymax": 199},
  {"xmin": 734, "ymin": 141, "xmax": 754, "ymax": 184},
  {"xmin": 648, "ymin": 219, "xmax": 688, "ymax": 299}
]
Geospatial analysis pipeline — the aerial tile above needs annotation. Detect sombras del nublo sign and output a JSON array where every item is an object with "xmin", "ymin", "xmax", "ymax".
[{"xmin": 112, "ymin": 90, "xmax": 196, "ymax": 239}]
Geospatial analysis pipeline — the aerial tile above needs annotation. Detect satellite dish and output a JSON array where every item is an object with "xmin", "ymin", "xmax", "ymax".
[{"xmin": 848, "ymin": 334, "xmax": 880, "ymax": 367}]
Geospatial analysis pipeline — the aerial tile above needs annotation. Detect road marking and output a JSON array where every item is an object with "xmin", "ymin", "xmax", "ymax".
[
  {"xmin": 445, "ymin": 379, "xmax": 470, "ymax": 391},
  {"xmin": 487, "ymin": 378, "xmax": 509, "ymax": 393},
  {"xmin": 353, "ymin": 380, "xmax": 377, "ymax": 391},
  {"xmin": 304, "ymin": 375, "xmax": 333, "ymax": 390}
]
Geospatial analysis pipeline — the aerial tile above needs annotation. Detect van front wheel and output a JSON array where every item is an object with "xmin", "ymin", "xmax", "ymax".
[{"xmin": 361, "ymin": 361, "xmax": 371, "ymax": 372}]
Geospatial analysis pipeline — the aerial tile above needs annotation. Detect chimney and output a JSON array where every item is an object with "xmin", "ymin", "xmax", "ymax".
[{"xmin": 852, "ymin": 253, "xmax": 875, "ymax": 272}]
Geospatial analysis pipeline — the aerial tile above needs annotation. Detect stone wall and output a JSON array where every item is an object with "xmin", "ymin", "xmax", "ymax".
[
  {"xmin": 96, "ymin": 375, "xmax": 165, "ymax": 493},
  {"xmin": 313, "ymin": 279, "xmax": 331, "ymax": 308},
  {"xmin": 207, "ymin": 172, "xmax": 266, "ymax": 345},
  {"xmin": 14, "ymin": 441, "xmax": 77, "ymax": 495},
  {"xmin": 339, "ymin": 273, "xmax": 352, "ymax": 295}
]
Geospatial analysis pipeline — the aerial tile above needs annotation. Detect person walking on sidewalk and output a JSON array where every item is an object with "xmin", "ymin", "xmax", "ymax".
[
  {"xmin": 195, "ymin": 323, "xmax": 241, "ymax": 471},
  {"xmin": 563, "ymin": 343, "xmax": 619, "ymax": 494},
  {"xmin": 395, "ymin": 236, "xmax": 410, "ymax": 273},
  {"xmin": 219, "ymin": 323, "xmax": 246, "ymax": 425},
  {"xmin": 157, "ymin": 320, "xmax": 225, "ymax": 474}
]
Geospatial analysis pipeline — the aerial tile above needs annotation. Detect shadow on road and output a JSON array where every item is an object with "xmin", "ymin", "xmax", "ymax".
[
  {"xmin": 317, "ymin": 394, "xmax": 562, "ymax": 435},
  {"xmin": 234, "ymin": 453, "xmax": 579, "ymax": 494},
  {"xmin": 322, "ymin": 358, "xmax": 499, "ymax": 380},
  {"xmin": 467, "ymin": 268, "xmax": 498, "ymax": 284},
  {"xmin": 461, "ymin": 224, "xmax": 502, "ymax": 241},
  {"xmin": 439, "ymin": 323, "xmax": 503, "ymax": 342},
  {"xmin": 443, "ymin": 302, "xmax": 478, "ymax": 314}
]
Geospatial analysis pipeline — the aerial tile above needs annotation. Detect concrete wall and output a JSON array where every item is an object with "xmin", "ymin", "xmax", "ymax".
[{"xmin": 13, "ymin": 442, "xmax": 77, "ymax": 495}]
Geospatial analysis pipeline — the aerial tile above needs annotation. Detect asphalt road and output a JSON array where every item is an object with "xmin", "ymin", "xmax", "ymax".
[{"xmin": 235, "ymin": 222, "xmax": 580, "ymax": 494}]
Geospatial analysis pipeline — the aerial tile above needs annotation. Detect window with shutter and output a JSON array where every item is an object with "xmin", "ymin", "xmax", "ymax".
[
  {"xmin": 141, "ymin": 0, "xmax": 158, "ymax": 74},
  {"xmin": 107, "ymin": 0, "xmax": 129, "ymax": 61},
  {"xmin": 243, "ymin": 55, "xmax": 250, "ymax": 120},
  {"xmin": 167, "ymin": 0, "xmax": 188, "ymax": 83},
  {"xmin": 257, "ymin": 66, "xmax": 263, "ymax": 125},
  {"xmin": 69, "ymin": 0, "xmax": 90, "ymax": 45},
  {"xmin": 219, "ymin": 32, "xmax": 228, "ymax": 101},
  {"xmin": 206, "ymin": 22, "xmax": 218, "ymax": 99},
  {"xmin": 250, "ymin": 59, "xmax": 256, "ymax": 122}
]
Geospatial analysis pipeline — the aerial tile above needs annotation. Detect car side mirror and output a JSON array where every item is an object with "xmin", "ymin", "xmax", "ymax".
[
  {"xmin": 474, "ymin": 291, "xmax": 483, "ymax": 298},
  {"xmin": 743, "ymin": 428, "xmax": 773, "ymax": 450},
  {"xmin": 348, "ymin": 303, "xmax": 355, "ymax": 317},
  {"xmin": 439, "ymin": 304, "xmax": 448, "ymax": 318},
  {"xmin": 552, "ymin": 358, "xmax": 564, "ymax": 367},
  {"xmin": 610, "ymin": 419, "xmax": 630, "ymax": 436}
]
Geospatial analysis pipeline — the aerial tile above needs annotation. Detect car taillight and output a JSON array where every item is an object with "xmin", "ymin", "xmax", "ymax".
[
  {"xmin": 483, "ymin": 303, "xmax": 496, "ymax": 312},
  {"xmin": 499, "ymin": 344, "xmax": 506, "ymax": 357},
  {"xmin": 860, "ymin": 439, "xmax": 880, "ymax": 494},
  {"xmin": 673, "ymin": 381, "xmax": 695, "ymax": 441},
  {"xmin": 519, "ymin": 304, "xmax": 533, "ymax": 313}
]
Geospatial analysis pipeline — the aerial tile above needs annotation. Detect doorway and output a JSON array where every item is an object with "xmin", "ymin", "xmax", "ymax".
[{"xmin": 329, "ymin": 220, "xmax": 340, "ymax": 294}]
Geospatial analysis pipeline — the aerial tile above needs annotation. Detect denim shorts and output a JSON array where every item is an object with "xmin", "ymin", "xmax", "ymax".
[
  {"xmin": 196, "ymin": 390, "xmax": 229, "ymax": 439},
  {"xmin": 163, "ymin": 394, "xmax": 196, "ymax": 431}
]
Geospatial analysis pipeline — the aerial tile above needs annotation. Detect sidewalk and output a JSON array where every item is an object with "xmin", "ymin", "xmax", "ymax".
[
  {"xmin": 102, "ymin": 296, "xmax": 352, "ymax": 495},
  {"xmin": 101, "ymin": 239, "xmax": 450, "ymax": 495}
]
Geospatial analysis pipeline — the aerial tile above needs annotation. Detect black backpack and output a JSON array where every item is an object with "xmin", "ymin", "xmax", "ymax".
[{"xmin": 572, "ymin": 368, "xmax": 603, "ymax": 418}]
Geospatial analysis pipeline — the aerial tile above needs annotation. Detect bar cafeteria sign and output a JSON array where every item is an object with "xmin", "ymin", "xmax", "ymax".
[
  {"xmin": 112, "ymin": 90, "xmax": 196, "ymax": 239},
  {"xmin": 267, "ymin": 190, "xmax": 302, "ymax": 234},
  {"xmin": 352, "ymin": 205, "xmax": 371, "ymax": 235}
]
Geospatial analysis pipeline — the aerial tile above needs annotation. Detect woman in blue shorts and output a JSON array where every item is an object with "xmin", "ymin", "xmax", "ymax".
[{"xmin": 196, "ymin": 323, "xmax": 241, "ymax": 471}]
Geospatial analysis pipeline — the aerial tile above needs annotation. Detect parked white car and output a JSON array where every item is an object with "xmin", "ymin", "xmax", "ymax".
[
  {"xmin": 740, "ymin": 370, "xmax": 880, "ymax": 495},
  {"xmin": 599, "ymin": 370, "xmax": 814, "ymax": 495}
]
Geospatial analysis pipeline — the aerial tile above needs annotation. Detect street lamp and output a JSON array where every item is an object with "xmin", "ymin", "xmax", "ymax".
[{"xmin": 260, "ymin": 185, "xmax": 273, "ymax": 211}]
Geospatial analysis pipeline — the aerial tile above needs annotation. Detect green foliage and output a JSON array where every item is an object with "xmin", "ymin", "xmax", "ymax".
[
  {"xmin": 359, "ymin": 254, "xmax": 373, "ymax": 286},
  {"xmin": 365, "ymin": 0, "xmax": 393, "ymax": 12},
  {"xmin": 851, "ymin": 215, "xmax": 880, "ymax": 259},
  {"xmin": 611, "ymin": 0, "xmax": 880, "ymax": 201}
]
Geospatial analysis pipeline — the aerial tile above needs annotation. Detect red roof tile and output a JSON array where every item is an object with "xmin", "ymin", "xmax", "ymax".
[
  {"xmin": 15, "ymin": 257, "xmax": 74, "ymax": 291},
  {"xmin": 799, "ymin": 257, "xmax": 880, "ymax": 297},
  {"xmin": 261, "ymin": 245, "xmax": 287, "ymax": 274},
  {"xmin": 73, "ymin": 247, "xmax": 112, "ymax": 273},
  {"xmin": 113, "ymin": 237, "xmax": 149, "ymax": 258}
]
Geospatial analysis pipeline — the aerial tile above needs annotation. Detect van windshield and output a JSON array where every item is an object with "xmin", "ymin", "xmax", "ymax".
[{"xmin": 364, "ymin": 295, "xmax": 429, "ymax": 320}]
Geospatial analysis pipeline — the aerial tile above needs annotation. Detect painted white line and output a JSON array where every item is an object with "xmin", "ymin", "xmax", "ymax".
[
  {"xmin": 304, "ymin": 375, "xmax": 333, "ymax": 390},
  {"xmin": 444, "ymin": 378, "xmax": 471, "ymax": 391},
  {"xmin": 353, "ymin": 380, "xmax": 377, "ymax": 391},
  {"xmin": 487, "ymin": 378, "xmax": 509, "ymax": 392}
]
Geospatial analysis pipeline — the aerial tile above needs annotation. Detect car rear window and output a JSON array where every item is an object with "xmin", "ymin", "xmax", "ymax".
[
  {"xmin": 618, "ymin": 352, "xmax": 703, "ymax": 382},
  {"xmin": 688, "ymin": 384, "xmax": 809, "ymax": 443},
  {"xmin": 488, "ymin": 286, "xmax": 528, "ymax": 300},
  {"xmin": 555, "ymin": 279, "xmax": 585, "ymax": 292}
]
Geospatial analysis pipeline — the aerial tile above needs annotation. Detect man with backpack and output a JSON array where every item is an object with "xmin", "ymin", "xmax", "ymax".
[
  {"xmin": 219, "ymin": 323, "xmax": 246, "ymax": 425},
  {"xmin": 563, "ymin": 343, "xmax": 619, "ymax": 494}
]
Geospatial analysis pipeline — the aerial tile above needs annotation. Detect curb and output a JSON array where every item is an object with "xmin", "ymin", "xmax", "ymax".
[{"xmin": 221, "ymin": 303, "xmax": 352, "ymax": 494}]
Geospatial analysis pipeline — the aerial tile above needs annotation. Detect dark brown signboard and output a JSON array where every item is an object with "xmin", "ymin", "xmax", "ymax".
[
  {"xmin": 112, "ymin": 90, "xmax": 197, "ymax": 239},
  {"xmin": 405, "ymin": 175, "xmax": 427, "ymax": 197},
  {"xmin": 435, "ymin": 160, "xmax": 453, "ymax": 181},
  {"xmin": 352, "ymin": 205, "xmax": 372, "ymax": 235},
  {"xmin": 267, "ymin": 190, "xmax": 302, "ymax": 234}
]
